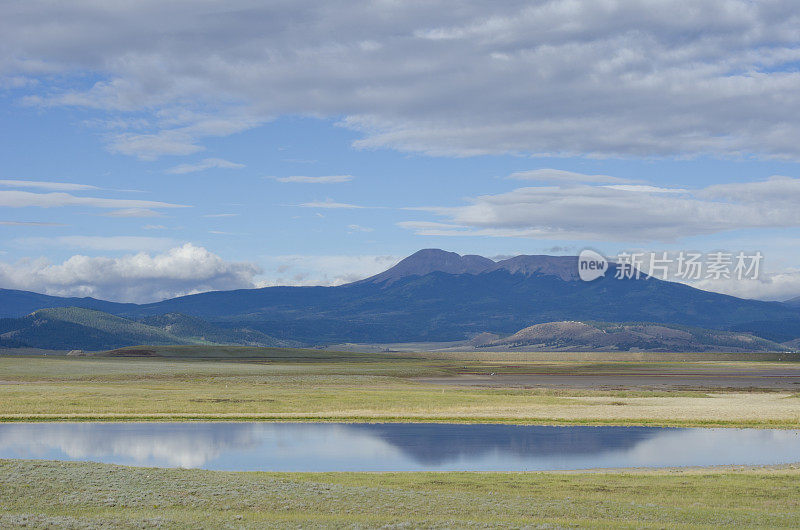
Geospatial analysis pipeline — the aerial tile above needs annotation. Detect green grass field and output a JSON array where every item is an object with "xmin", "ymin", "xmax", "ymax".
[
  {"xmin": 2, "ymin": 460, "xmax": 800, "ymax": 528},
  {"xmin": 1, "ymin": 352, "xmax": 800, "ymax": 427},
  {"xmin": 2, "ymin": 349, "xmax": 800, "ymax": 527}
]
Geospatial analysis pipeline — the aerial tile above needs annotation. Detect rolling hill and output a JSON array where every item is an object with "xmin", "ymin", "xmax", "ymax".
[
  {"xmin": 0, "ymin": 307, "xmax": 295, "ymax": 351},
  {"xmin": 484, "ymin": 321, "xmax": 792, "ymax": 352}
]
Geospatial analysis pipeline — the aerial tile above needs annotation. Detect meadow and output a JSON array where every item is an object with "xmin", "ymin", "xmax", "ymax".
[
  {"xmin": 2, "ymin": 350, "xmax": 800, "ymax": 528},
  {"xmin": 1, "ymin": 352, "xmax": 800, "ymax": 427},
  {"xmin": 1, "ymin": 460, "xmax": 799, "ymax": 528}
]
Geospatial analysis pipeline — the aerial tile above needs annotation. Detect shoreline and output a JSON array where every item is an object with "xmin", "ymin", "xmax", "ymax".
[{"xmin": 1, "ymin": 415, "xmax": 800, "ymax": 429}]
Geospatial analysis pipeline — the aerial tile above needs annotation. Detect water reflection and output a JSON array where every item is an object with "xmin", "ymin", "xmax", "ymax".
[{"xmin": 0, "ymin": 422, "xmax": 798, "ymax": 471}]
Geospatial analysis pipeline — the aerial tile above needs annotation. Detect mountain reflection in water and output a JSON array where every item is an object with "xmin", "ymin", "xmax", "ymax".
[{"xmin": 0, "ymin": 422, "xmax": 798, "ymax": 471}]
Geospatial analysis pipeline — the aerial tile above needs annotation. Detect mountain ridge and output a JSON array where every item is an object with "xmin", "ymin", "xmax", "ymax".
[
  {"xmin": 357, "ymin": 249, "xmax": 581, "ymax": 285},
  {"xmin": 0, "ymin": 249, "xmax": 798, "ymax": 345}
]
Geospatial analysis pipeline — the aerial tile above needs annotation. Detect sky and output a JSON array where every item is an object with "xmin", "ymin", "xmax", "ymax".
[{"xmin": 2, "ymin": 0, "xmax": 800, "ymax": 303}]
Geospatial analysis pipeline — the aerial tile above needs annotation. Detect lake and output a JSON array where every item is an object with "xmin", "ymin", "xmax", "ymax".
[{"xmin": 1, "ymin": 422, "xmax": 798, "ymax": 471}]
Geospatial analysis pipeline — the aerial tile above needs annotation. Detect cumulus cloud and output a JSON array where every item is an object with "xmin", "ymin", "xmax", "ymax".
[
  {"xmin": 400, "ymin": 175, "xmax": 800, "ymax": 242},
  {"xmin": 690, "ymin": 271, "xmax": 800, "ymax": 302},
  {"xmin": 0, "ymin": 243, "xmax": 261, "ymax": 303},
  {"xmin": 5, "ymin": 1, "xmax": 800, "ymax": 159},
  {"xmin": 273, "ymin": 175, "xmax": 354, "ymax": 184},
  {"xmin": 166, "ymin": 157, "xmax": 245, "ymax": 174}
]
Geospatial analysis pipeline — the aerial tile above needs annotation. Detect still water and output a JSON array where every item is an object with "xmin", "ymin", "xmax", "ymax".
[{"xmin": 0, "ymin": 422, "xmax": 798, "ymax": 471}]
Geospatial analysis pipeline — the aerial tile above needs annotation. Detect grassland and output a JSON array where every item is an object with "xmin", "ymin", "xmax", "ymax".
[
  {"xmin": 2, "ymin": 349, "xmax": 800, "ymax": 528},
  {"xmin": 1, "ymin": 460, "xmax": 800, "ymax": 528},
  {"xmin": 1, "ymin": 352, "xmax": 800, "ymax": 427}
]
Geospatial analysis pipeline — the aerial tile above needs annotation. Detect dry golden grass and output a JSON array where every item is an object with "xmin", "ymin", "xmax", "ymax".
[{"xmin": 1, "ymin": 356, "xmax": 800, "ymax": 427}]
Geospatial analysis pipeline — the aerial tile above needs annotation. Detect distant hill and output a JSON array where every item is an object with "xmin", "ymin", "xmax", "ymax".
[
  {"xmin": 0, "ymin": 307, "xmax": 295, "ymax": 351},
  {"xmin": 485, "ymin": 321, "xmax": 792, "ymax": 352},
  {"xmin": 784, "ymin": 296, "xmax": 800, "ymax": 308},
  {"xmin": 1, "ymin": 249, "xmax": 799, "ymax": 346},
  {"xmin": 0, "ymin": 307, "xmax": 188, "ymax": 351},
  {"xmin": 93, "ymin": 344, "xmax": 417, "ymax": 361},
  {"xmin": 0, "ymin": 288, "xmax": 137, "ymax": 318},
  {"xmin": 726, "ymin": 319, "xmax": 800, "ymax": 343},
  {"xmin": 138, "ymin": 313, "xmax": 300, "ymax": 348}
]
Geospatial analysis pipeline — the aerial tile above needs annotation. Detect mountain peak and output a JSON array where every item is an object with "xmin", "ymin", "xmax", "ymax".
[
  {"xmin": 358, "ymin": 249, "xmax": 495, "ymax": 285},
  {"xmin": 490, "ymin": 255, "xmax": 580, "ymax": 281},
  {"xmin": 357, "ymin": 249, "xmax": 586, "ymax": 285}
]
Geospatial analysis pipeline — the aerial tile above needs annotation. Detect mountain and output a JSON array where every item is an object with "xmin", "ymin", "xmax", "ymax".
[
  {"xmin": 726, "ymin": 319, "xmax": 800, "ymax": 343},
  {"xmin": 0, "ymin": 307, "xmax": 189, "ymax": 350},
  {"xmin": 357, "ymin": 249, "xmax": 495, "ymax": 285},
  {"xmin": 488, "ymin": 255, "xmax": 579, "ymax": 281},
  {"xmin": 0, "ymin": 307, "xmax": 294, "ymax": 351},
  {"xmin": 0, "ymin": 288, "xmax": 137, "ymax": 318},
  {"xmin": 784, "ymin": 296, "xmax": 800, "ymax": 308},
  {"xmin": 1, "ymin": 249, "xmax": 799, "ymax": 346},
  {"xmin": 357, "ymin": 249, "xmax": 579, "ymax": 284},
  {"xmin": 120, "ymin": 266, "xmax": 798, "ymax": 343},
  {"xmin": 485, "ymin": 321, "xmax": 791, "ymax": 352},
  {"xmin": 138, "ymin": 313, "xmax": 299, "ymax": 348}
]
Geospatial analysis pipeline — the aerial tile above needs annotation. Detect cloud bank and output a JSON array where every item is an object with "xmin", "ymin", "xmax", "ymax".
[
  {"xmin": 4, "ymin": 1, "xmax": 800, "ymax": 159},
  {"xmin": 0, "ymin": 243, "xmax": 261, "ymax": 303},
  {"xmin": 401, "ymin": 173, "xmax": 800, "ymax": 242}
]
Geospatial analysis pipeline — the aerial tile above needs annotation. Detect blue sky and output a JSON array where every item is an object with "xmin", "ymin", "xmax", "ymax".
[{"xmin": 2, "ymin": 1, "xmax": 800, "ymax": 302}]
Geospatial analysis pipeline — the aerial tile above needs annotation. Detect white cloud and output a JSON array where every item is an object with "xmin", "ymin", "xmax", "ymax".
[
  {"xmin": 106, "ymin": 130, "xmax": 204, "ymax": 159},
  {"xmin": 506, "ymin": 169, "xmax": 634, "ymax": 184},
  {"xmin": 299, "ymin": 199, "xmax": 366, "ymax": 209},
  {"xmin": 106, "ymin": 113, "xmax": 265, "ymax": 160},
  {"xmin": 0, "ymin": 221, "xmax": 65, "ymax": 226},
  {"xmin": 690, "ymin": 271, "xmax": 800, "ymax": 302},
  {"xmin": 166, "ymin": 157, "xmax": 245, "ymax": 174},
  {"xmin": 6, "ymin": 2, "xmax": 800, "ymax": 159},
  {"xmin": 0, "ymin": 243, "xmax": 261, "ymax": 303},
  {"xmin": 603, "ymin": 185, "xmax": 688, "ymax": 194},
  {"xmin": 0, "ymin": 190, "xmax": 188, "ymax": 210},
  {"xmin": 347, "ymin": 224, "xmax": 374, "ymax": 233},
  {"xmin": 0, "ymin": 179, "xmax": 99, "ymax": 191},
  {"xmin": 259, "ymin": 254, "xmax": 400, "ymax": 287},
  {"xmin": 273, "ymin": 175, "xmax": 354, "ymax": 184},
  {"xmin": 400, "ymin": 175, "xmax": 800, "ymax": 242},
  {"xmin": 102, "ymin": 208, "xmax": 163, "ymax": 218}
]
